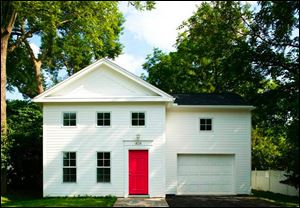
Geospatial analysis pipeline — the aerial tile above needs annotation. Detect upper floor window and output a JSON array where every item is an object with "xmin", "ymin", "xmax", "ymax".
[
  {"xmin": 131, "ymin": 112, "xmax": 145, "ymax": 126},
  {"xmin": 63, "ymin": 152, "xmax": 76, "ymax": 182},
  {"xmin": 200, "ymin": 118, "xmax": 212, "ymax": 131},
  {"xmin": 97, "ymin": 112, "xmax": 111, "ymax": 126},
  {"xmin": 63, "ymin": 112, "xmax": 76, "ymax": 126}
]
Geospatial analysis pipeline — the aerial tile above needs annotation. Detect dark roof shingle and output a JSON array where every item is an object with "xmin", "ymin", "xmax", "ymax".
[{"xmin": 171, "ymin": 93, "xmax": 250, "ymax": 105}]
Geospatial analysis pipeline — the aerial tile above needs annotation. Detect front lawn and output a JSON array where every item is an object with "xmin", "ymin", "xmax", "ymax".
[
  {"xmin": 1, "ymin": 191, "xmax": 116, "ymax": 207},
  {"xmin": 252, "ymin": 189, "xmax": 299, "ymax": 207}
]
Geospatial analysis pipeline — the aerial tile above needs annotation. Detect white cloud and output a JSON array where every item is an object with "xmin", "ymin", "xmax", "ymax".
[
  {"xmin": 29, "ymin": 42, "xmax": 40, "ymax": 57},
  {"xmin": 120, "ymin": 1, "xmax": 201, "ymax": 52},
  {"xmin": 113, "ymin": 53, "xmax": 145, "ymax": 75}
]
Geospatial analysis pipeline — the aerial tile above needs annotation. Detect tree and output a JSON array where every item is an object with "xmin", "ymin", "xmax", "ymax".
[
  {"xmin": 6, "ymin": 1, "xmax": 124, "ymax": 96},
  {"xmin": 1, "ymin": 1, "xmax": 17, "ymax": 194},
  {"xmin": 6, "ymin": 1, "xmax": 155, "ymax": 98},
  {"xmin": 144, "ymin": 1, "xmax": 261, "ymax": 95},
  {"xmin": 6, "ymin": 100, "xmax": 43, "ymax": 190},
  {"xmin": 143, "ymin": 1, "xmax": 299, "ymax": 188},
  {"xmin": 248, "ymin": 1, "xmax": 299, "ymax": 188}
]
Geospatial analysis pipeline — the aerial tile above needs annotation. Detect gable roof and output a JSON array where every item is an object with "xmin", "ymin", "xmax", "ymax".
[
  {"xmin": 33, "ymin": 58, "xmax": 174, "ymax": 103},
  {"xmin": 172, "ymin": 93, "xmax": 251, "ymax": 105}
]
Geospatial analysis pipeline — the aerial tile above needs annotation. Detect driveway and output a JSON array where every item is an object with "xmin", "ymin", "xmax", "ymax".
[{"xmin": 166, "ymin": 195, "xmax": 279, "ymax": 207}]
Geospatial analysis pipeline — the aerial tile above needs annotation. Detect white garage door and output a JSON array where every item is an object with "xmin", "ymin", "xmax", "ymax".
[{"xmin": 177, "ymin": 154, "xmax": 235, "ymax": 195}]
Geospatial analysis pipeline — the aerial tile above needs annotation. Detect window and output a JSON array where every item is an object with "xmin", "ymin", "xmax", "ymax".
[
  {"xmin": 63, "ymin": 152, "xmax": 76, "ymax": 182},
  {"xmin": 63, "ymin": 112, "xmax": 76, "ymax": 126},
  {"xmin": 200, "ymin": 118, "xmax": 212, "ymax": 131},
  {"xmin": 97, "ymin": 112, "xmax": 111, "ymax": 126},
  {"xmin": 131, "ymin": 112, "xmax": 145, "ymax": 126},
  {"xmin": 97, "ymin": 152, "xmax": 110, "ymax": 183}
]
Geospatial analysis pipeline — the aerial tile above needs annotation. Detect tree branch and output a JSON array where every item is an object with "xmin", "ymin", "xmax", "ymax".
[
  {"xmin": 57, "ymin": 19, "xmax": 72, "ymax": 27},
  {"xmin": 1, "ymin": 9, "xmax": 17, "ymax": 37},
  {"xmin": 24, "ymin": 39, "xmax": 37, "ymax": 62}
]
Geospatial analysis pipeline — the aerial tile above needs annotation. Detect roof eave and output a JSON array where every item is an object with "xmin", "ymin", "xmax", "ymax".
[{"xmin": 169, "ymin": 104, "xmax": 255, "ymax": 110}]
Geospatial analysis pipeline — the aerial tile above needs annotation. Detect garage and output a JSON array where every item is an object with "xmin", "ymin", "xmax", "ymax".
[{"xmin": 177, "ymin": 154, "xmax": 235, "ymax": 195}]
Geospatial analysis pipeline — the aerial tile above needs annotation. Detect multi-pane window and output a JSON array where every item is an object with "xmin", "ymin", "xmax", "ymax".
[
  {"xmin": 97, "ymin": 112, "xmax": 111, "ymax": 126},
  {"xmin": 63, "ymin": 152, "xmax": 76, "ymax": 182},
  {"xmin": 200, "ymin": 118, "xmax": 212, "ymax": 131},
  {"xmin": 63, "ymin": 112, "xmax": 76, "ymax": 126},
  {"xmin": 131, "ymin": 112, "xmax": 145, "ymax": 126},
  {"xmin": 97, "ymin": 152, "xmax": 110, "ymax": 183}
]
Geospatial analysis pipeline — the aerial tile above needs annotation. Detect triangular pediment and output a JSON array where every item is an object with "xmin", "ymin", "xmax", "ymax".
[{"xmin": 33, "ymin": 59, "xmax": 174, "ymax": 102}]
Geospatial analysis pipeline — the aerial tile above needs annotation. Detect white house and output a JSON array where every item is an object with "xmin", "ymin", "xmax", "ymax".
[{"xmin": 33, "ymin": 58, "xmax": 254, "ymax": 197}]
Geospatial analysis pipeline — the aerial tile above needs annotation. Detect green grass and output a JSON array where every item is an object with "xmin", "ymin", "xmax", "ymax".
[
  {"xmin": 252, "ymin": 189, "xmax": 299, "ymax": 207},
  {"xmin": 1, "ymin": 190, "xmax": 116, "ymax": 207}
]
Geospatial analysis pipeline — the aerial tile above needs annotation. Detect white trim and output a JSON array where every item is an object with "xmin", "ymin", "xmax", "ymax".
[
  {"xmin": 33, "ymin": 59, "xmax": 105, "ymax": 101},
  {"xmin": 61, "ymin": 111, "xmax": 77, "ymax": 127},
  {"xmin": 199, "ymin": 117, "xmax": 213, "ymax": 132},
  {"xmin": 34, "ymin": 96, "xmax": 173, "ymax": 103},
  {"xmin": 62, "ymin": 151, "xmax": 77, "ymax": 183},
  {"xmin": 122, "ymin": 140, "xmax": 153, "ymax": 197},
  {"xmin": 33, "ymin": 58, "xmax": 174, "ymax": 103},
  {"xmin": 130, "ymin": 111, "xmax": 146, "ymax": 127},
  {"xmin": 105, "ymin": 59, "xmax": 174, "ymax": 99},
  {"xmin": 96, "ymin": 151, "xmax": 111, "ymax": 184},
  {"xmin": 95, "ymin": 111, "xmax": 112, "ymax": 128},
  {"xmin": 169, "ymin": 105, "xmax": 255, "ymax": 110}
]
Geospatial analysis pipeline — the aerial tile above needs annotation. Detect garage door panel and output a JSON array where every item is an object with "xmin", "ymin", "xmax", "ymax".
[
  {"xmin": 178, "ymin": 165, "xmax": 212, "ymax": 175},
  {"xmin": 178, "ymin": 175, "xmax": 233, "ymax": 185},
  {"xmin": 177, "ymin": 154, "xmax": 234, "ymax": 194}
]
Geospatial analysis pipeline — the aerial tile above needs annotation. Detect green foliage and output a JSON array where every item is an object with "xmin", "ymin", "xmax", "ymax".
[
  {"xmin": 7, "ymin": 1, "xmax": 156, "ymax": 98},
  {"xmin": 6, "ymin": 100, "xmax": 43, "ymax": 189},
  {"xmin": 143, "ymin": 1, "xmax": 299, "ymax": 187},
  {"xmin": 251, "ymin": 128, "xmax": 291, "ymax": 170},
  {"xmin": 1, "ymin": 134, "xmax": 10, "ymax": 170},
  {"xmin": 7, "ymin": 41, "xmax": 39, "ymax": 99},
  {"xmin": 144, "ymin": 2, "xmax": 262, "ymax": 95},
  {"xmin": 249, "ymin": 1, "xmax": 299, "ymax": 188},
  {"xmin": 7, "ymin": 1, "xmax": 125, "ymax": 97},
  {"xmin": 128, "ymin": 1, "xmax": 156, "ymax": 11}
]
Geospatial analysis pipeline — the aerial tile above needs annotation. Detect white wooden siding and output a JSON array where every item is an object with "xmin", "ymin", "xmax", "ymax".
[
  {"xmin": 43, "ymin": 103, "xmax": 166, "ymax": 197},
  {"xmin": 166, "ymin": 109, "xmax": 251, "ymax": 195},
  {"xmin": 50, "ymin": 65, "xmax": 158, "ymax": 98}
]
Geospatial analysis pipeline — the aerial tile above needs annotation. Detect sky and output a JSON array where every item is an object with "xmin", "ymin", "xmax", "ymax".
[{"xmin": 7, "ymin": 1, "xmax": 258, "ymax": 100}]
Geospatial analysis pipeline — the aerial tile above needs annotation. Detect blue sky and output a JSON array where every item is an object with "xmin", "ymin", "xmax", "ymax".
[{"xmin": 7, "ymin": 1, "xmax": 258, "ymax": 100}]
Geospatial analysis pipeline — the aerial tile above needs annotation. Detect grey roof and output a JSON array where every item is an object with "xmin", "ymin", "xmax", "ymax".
[{"xmin": 171, "ymin": 93, "xmax": 250, "ymax": 105}]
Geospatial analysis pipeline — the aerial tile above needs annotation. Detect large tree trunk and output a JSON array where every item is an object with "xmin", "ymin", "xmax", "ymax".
[
  {"xmin": 33, "ymin": 60, "xmax": 44, "ymax": 94},
  {"xmin": 1, "ymin": 4, "xmax": 17, "ymax": 194},
  {"xmin": 24, "ymin": 40, "xmax": 44, "ymax": 95},
  {"xmin": 1, "ymin": 33, "xmax": 9, "ymax": 195}
]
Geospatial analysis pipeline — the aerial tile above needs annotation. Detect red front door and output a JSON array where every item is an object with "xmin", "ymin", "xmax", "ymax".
[{"xmin": 129, "ymin": 150, "xmax": 148, "ymax": 195}]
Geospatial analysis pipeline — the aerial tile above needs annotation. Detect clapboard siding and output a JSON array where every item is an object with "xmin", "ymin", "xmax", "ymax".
[
  {"xmin": 43, "ymin": 103, "xmax": 166, "ymax": 197},
  {"xmin": 50, "ymin": 64, "xmax": 158, "ymax": 98},
  {"xmin": 165, "ymin": 109, "xmax": 251, "ymax": 195}
]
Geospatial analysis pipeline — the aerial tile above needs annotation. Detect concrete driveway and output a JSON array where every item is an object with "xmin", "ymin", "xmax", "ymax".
[{"xmin": 166, "ymin": 195, "xmax": 279, "ymax": 207}]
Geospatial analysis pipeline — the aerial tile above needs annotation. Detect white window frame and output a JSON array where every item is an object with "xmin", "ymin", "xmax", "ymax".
[
  {"xmin": 96, "ymin": 112, "xmax": 111, "ymax": 127},
  {"xmin": 62, "ymin": 112, "xmax": 77, "ymax": 127},
  {"xmin": 130, "ymin": 111, "xmax": 146, "ymax": 127},
  {"xmin": 199, "ymin": 118, "xmax": 213, "ymax": 132},
  {"xmin": 96, "ymin": 152, "xmax": 111, "ymax": 183},
  {"xmin": 62, "ymin": 151, "xmax": 77, "ymax": 183}
]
